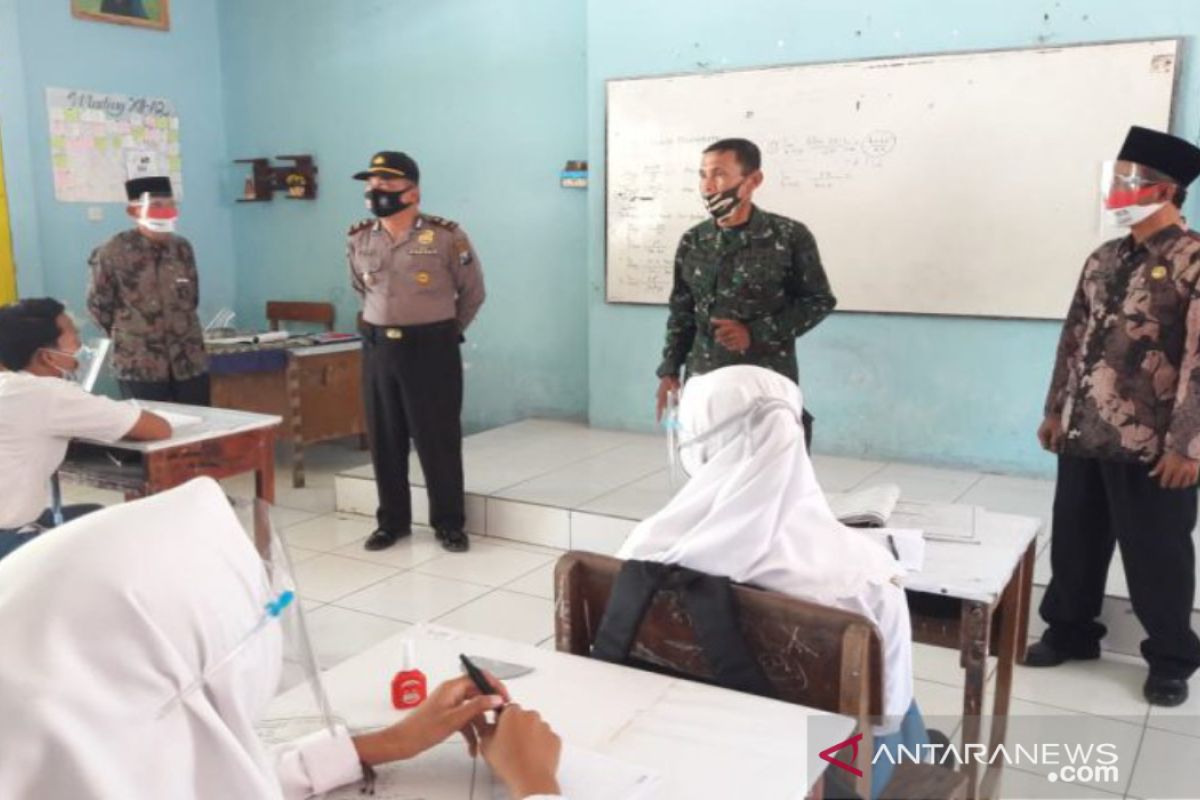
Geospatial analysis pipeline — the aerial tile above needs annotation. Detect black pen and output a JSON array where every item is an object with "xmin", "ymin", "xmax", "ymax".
[
  {"xmin": 460, "ymin": 654, "xmax": 504, "ymax": 712},
  {"xmin": 887, "ymin": 534, "xmax": 900, "ymax": 560}
]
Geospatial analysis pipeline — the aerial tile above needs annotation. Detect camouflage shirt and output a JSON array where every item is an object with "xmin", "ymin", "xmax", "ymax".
[
  {"xmin": 657, "ymin": 206, "xmax": 836, "ymax": 382},
  {"xmin": 1045, "ymin": 225, "xmax": 1200, "ymax": 463},
  {"xmin": 86, "ymin": 229, "xmax": 209, "ymax": 383}
]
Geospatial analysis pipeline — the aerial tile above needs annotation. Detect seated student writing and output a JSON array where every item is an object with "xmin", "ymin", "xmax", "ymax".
[
  {"xmin": 620, "ymin": 365, "xmax": 929, "ymax": 799},
  {"xmin": 0, "ymin": 298, "xmax": 170, "ymax": 559},
  {"xmin": 0, "ymin": 478, "xmax": 563, "ymax": 799}
]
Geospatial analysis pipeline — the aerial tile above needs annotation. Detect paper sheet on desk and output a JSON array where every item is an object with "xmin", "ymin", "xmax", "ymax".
[
  {"xmin": 320, "ymin": 742, "xmax": 660, "ymax": 800},
  {"xmin": 888, "ymin": 501, "xmax": 978, "ymax": 542},
  {"xmin": 150, "ymin": 409, "xmax": 202, "ymax": 430}
]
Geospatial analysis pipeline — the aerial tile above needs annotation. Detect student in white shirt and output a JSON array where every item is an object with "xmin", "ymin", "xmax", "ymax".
[
  {"xmin": 0, "ymin": 478, "xmax": 563, "ymax": 799},
  {"xmin": 620, "ymin": 365, "xmax": 930, "ymax": 798},
  {"xmin": 0, "ymin": 298, "xmax": 170, "ymax": 558}
]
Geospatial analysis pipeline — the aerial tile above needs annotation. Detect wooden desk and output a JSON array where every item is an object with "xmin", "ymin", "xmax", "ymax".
[
  {"xmin": 60, "ymin": 402, "xmax": 281, "ymax": 504},
  {"xmin": 902, "ymin": 509, "xmax": 1041, "ymax": 800},
  {"xmin": 209, "ymin": 339, "xmax": 365, "ymax": 489},
  {"xmin": 268, "ymin": 624, "xmax": 853, "ymax": 800}
]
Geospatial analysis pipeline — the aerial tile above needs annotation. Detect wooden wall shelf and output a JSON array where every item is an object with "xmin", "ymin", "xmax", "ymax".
[{"xmin": 235, "ymin": 155, "xmax": 318, "ymax": 202}]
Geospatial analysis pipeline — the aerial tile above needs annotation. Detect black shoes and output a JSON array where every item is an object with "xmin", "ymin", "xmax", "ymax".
[
  {"xmin": 1022, "ymin": 640, "xmax": 1101, "ymax": 668},
  {"xmin": 436, "ymin": 528, "xmax": 469, "ymax": 553},
  {"xmin": 363, "ymin": 528, "xmax": 411, "ymax": 551},
  {"xmin": 1144, "ymin": 675, "xmax": 1189, "ymax": 707}
]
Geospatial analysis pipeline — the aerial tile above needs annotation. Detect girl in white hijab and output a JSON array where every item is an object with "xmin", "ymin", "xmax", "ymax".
[
  {"xmin": 0, "ymin": 477, "xmax": 562, "ymax": 799},
  {"xmin": 619, "ymin": 366, "xmax": 928, "ymax": 797}
]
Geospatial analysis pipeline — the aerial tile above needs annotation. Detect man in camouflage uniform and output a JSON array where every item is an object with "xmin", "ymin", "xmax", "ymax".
[
  {"xmin": 86, "ymin": 176, "xmax": 209, "ymax": 405},
  {"xmin": 655, "ymin": 138, "xmax": 835, "ymax": 446},
  {"xmin": 348, "ymin": 151, "xmax": 485, "ymax": 554},
  {"xmin": 1032, "ymin": 127, "xmax": 1200, "ymax": 707}
]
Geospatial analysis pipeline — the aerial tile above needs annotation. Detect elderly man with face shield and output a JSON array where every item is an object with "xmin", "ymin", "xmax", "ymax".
[
  {"xmin": 86, "ymin": 176, "xmax": 211, "ymax": 405},
  {"xmin": 1032, "ymin": 126, "xmax": 1200, "ymax": 707},
  {"xmin": 655, "ymin": 138, "xmax": 836, "ymax": 447},
  {"xmin": 0, "ymin": 478, "xmax": 564, "ymax": 799},
  {"xmin": 625, "ymin": 365, "xmax": 931, "ymax": 799}
]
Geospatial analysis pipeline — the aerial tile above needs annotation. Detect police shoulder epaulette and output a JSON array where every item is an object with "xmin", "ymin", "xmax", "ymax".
[
  {"xmin": 423, "ymin": 214, "xmax": 459, "ymax": 231},
  {"xmin": 347, "ymin": 218, "xmax": 375, "ymax": 237}
]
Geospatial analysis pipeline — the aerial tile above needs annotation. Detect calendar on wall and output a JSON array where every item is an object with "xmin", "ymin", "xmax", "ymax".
[{"xmin": 45, "ymin": 87, "xmax": 183, "ymax": 203}]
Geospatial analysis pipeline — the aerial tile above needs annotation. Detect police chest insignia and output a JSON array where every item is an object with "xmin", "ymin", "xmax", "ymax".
[
  {"xmin": 1151, "ymin": 265, "xmax": 1169, "ymax": 280},
  {"xmin": 418, "ymin": 229, "xmax": 435, "ymax": 245},
  {"xmin": 415, "ymin": 271, "xmax": 432, "ymax": 285}
]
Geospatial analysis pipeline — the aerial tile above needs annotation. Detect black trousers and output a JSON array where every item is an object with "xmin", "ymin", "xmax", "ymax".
[
  {"xmin": 119, "ymin": 372, "xmax": 211, "ymax": 406},
  {"xmin": 362, "ymin": 321, "xmax": 465, "ymax": 533},
  {"xmin": 1040, "ymin": 455, "xmax": 1200, "ymax": 679}
]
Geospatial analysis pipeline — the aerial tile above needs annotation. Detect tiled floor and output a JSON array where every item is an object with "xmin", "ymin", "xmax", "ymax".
[{"xmin": 61, "ymin": 435, "xmax": 1200, "ymax": 799}]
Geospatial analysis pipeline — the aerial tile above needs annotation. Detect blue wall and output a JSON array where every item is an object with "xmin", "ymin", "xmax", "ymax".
[
  {"xmin": 586, "ymin": 0, "xmax": 1200, "ymax": 476},
  {"xmin": 215, "ymin": 0, "xmax": 589, "ymax": 431},
  {"xmin": 0, "ymin": 0, "xmax": 236, "ymax": 333}
]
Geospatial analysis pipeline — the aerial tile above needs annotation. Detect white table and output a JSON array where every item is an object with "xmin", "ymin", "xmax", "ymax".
[
  {"xmin": 60, "ymin": 402, "xmax": 282, "ymax": 502},
  {"xmin": 268, "ymin": 624, "xmax": 854, "ymax": 800},
  {"xmin": 902, "ymin": 508, "xmax": 1041, "ymax": 800}
]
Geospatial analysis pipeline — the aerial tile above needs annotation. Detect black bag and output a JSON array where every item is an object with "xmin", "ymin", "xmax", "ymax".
[{"xmin": 590, "ymin": 560, "xmax": 777, "ymax": 699}]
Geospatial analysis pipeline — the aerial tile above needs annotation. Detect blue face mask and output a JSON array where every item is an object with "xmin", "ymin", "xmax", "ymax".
[{"xmin": 42, "ymin": 345, "xmax": 91, "ymax": 382}]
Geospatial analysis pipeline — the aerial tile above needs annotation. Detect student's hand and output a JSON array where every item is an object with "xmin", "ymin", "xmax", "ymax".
[
  {"xmin": 351, "ymin": 674, "xmax": 509, "ymax": 766},
  {"xmin": 1036, "ymin": 415, "xmax": 1064, "ymax": 453},
  {"xmin": 474, "ymin": 704, "xmax": 562, "ymax": 799},
  {"xmin": 1149, "ymin": 451, "xmax": 1200, "ymax": 489},
  {"xmin": 711, "ymin": 318, "xmax": 750, "ymax": 353},
  {"xmin": 656, "ymin": 376, "xmax": 681, "ymax": 422}
]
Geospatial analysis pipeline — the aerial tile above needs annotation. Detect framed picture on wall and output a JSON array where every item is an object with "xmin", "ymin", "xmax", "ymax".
[{"xmin": 71, "ymin": 0, "xmax": 170, "ymax": 31}]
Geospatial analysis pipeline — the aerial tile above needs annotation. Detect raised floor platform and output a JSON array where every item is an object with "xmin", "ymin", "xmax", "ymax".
[{"xmin": 335, "ymin": 418, "xmax": 1200, "ymax": 643}]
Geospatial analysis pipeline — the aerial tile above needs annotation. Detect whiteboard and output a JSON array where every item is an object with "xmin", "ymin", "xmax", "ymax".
[{"xmin": 605, "ymin": 39, "xmax": 1179, "ymax": 318}]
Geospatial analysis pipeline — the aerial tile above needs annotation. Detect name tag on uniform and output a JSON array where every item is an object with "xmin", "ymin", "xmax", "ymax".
[{"xmin": 408, "ymin": 247, "xmax": 438, "ymax": 256}]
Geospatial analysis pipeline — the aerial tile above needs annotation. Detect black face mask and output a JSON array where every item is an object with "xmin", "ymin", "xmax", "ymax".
[
  {"xmin": 365, "ymin": 187, "xmax": 414, "ymax": 218},
  {"xmin": 702, "ymin": 182, "xmax": 744, "ymax": 222}
]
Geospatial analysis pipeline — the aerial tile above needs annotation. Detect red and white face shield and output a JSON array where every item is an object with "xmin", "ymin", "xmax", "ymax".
[
  {"xmin": 1101, "ymin": 160, "xmax": 1174, "ymax": 228},
  {"xmin": 133, "ymin": 192, "xmax": 179, "ymax": 234}
]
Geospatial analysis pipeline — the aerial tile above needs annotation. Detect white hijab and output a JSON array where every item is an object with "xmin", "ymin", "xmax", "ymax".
[
  {"xmin": 620, "ymin": 365, "xmax": 902, "ymax": 604},
  {"xmin": 0, "ymin": 478, "xmax": 287, "ymax": 799}
]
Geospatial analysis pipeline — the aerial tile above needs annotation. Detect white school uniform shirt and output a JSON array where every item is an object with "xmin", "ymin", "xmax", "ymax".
[{"xmin": 0, "ymin": 371, "xmax": 140, "ymax": 528}]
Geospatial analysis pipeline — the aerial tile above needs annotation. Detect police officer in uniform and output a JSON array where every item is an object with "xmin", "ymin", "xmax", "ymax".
[
  {"xmin": 1032, "ymin": 127, "xmax": 1200, "ymax": 706},
  {"xmin": 655, "ymin": 138, "xmax": 836, "ymax": 444},
  {"xmin": 347, "ymin": 152, "xmax": 485, "ymax": 553},
  {"xmin": 86, "ymin": 176, "xmax": 210, "ymax": 405}
]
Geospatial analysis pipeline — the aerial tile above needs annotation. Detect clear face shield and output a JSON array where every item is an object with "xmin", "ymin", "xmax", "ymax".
[
  {"xmin": 1100, "ymin": 160, "xmax": 1176, "ymax": 229},
  {"xmin": 40, "ymin": 313, "xmax": 111, "ymax": 391},
  {"xmin": 133, "ymin": 192, "xmax": 179, "ymax": 234},
  {"xmin": 668, "ymin": 395, "xmax": 801, "ymax": 484},
  {"xmin": 156, "ymin": 498, "xmax": 338, "ymax": 741},
  {"xmin": 664, "ymin": 387, "xmax": 686, "ymax": 488}
]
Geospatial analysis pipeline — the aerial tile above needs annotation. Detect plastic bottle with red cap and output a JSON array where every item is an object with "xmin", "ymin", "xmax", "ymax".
[{"xmin": 390, "ymin": 640, "xmax": 427, "ymax": 710}]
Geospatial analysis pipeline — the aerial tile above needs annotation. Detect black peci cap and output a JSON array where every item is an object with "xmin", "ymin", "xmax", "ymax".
[
  {"xmin": 125, "ymin": 176, "xmax": 173, "ymax": 201},
  {"xmin": 1117, "ymin": 127, "xmax": 1200, "ymax": 187}
]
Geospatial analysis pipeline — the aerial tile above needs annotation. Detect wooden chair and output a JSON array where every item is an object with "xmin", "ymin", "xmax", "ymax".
[
  {"xmin": 554, "ymin": 551, "xmax": 968, "ymax": 800},
  {"xmin": 265, "ymin": 301, "xmax": 335, "ymax": 332}
]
